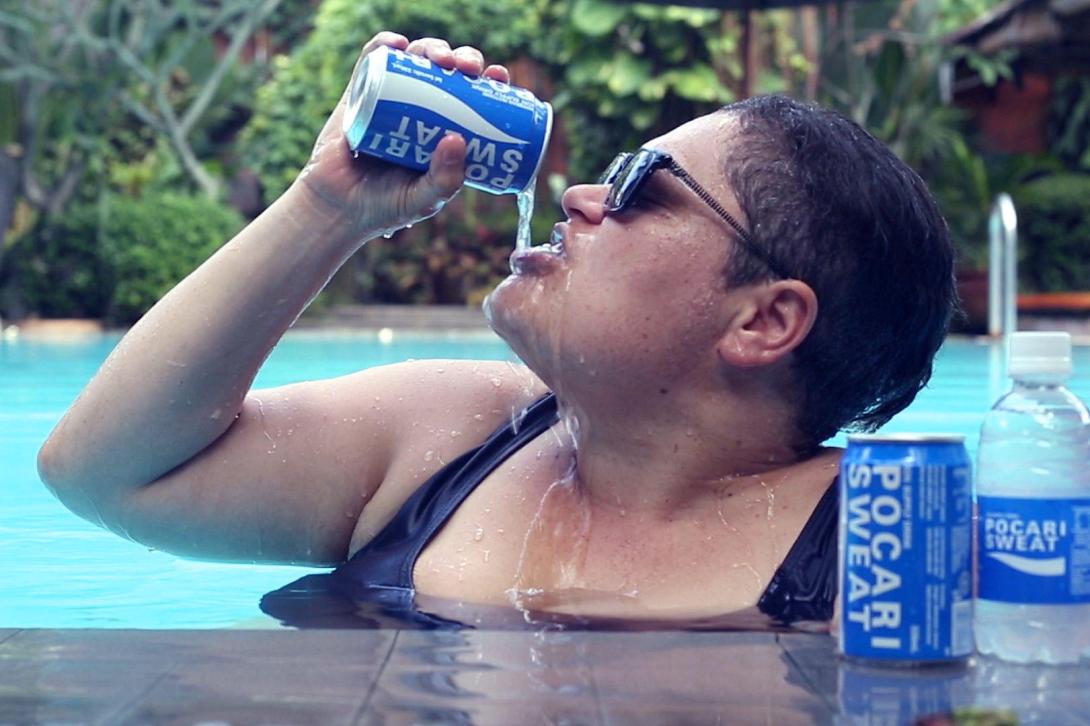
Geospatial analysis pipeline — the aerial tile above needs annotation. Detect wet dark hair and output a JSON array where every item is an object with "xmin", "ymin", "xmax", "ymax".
[{"xmin": 718, "ymin": 95, "xmax": 958, "ymax": 446}]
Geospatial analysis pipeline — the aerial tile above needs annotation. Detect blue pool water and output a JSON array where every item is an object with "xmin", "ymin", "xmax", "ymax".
[{"xmin": 3, "ymin": 331, "xmax": 1089, "ymax": 629}]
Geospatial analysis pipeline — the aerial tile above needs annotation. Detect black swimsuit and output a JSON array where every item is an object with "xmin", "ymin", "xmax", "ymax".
[{"xmin": 261, "ymin": 394, "xmax": 838, "ymax": 629}]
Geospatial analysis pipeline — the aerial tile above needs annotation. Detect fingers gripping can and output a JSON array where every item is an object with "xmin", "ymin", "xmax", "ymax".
[
  {"xmin": 342, "ymin": 45, "xmax": 553, "ymax": 195},
  {"xmin": 839, "ymin": 435, "xmax": 973, "ymax": 665}
]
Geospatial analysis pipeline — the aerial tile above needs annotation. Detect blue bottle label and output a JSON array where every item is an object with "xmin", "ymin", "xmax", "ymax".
[{"xmin": 978, "ymin": 495, "xmax": 1090, "ymax": 603}]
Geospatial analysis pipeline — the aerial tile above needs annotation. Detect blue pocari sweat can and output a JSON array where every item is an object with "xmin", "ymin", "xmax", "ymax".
[
  {"xmin": 342, "ymin": 45, "xmax": 552, "ymax": 194},
  {"xmin": 839, "ymin": 434, "xmax": 973, "ymax": 665}
]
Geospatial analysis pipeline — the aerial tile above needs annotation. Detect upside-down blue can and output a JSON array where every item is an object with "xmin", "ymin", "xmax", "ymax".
[
  {"xmin": 839, "ymin": 434, "xmax": 973, "ymax": 665},
  {"xmin": 342, "ymin": 45, "xmax": 552, "ymax": 195}
]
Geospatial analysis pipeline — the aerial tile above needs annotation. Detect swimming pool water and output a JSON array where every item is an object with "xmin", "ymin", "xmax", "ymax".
[{"xmin": 3, "ymin": 331, "xmax": 1089, "ymax": 629}]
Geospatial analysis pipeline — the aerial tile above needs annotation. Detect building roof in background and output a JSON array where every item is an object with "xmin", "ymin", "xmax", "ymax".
[{"xmin": 946, "ymin": 0, "xmax": 1090, "ymax": 57}]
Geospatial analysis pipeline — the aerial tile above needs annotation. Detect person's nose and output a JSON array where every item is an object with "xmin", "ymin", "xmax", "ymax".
[{"xmin": 560, "ymin": 183, "xmax": 608, "ymax": 225}]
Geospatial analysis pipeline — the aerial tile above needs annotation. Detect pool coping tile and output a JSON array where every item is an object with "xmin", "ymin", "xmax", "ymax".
[{"xmin": 3, "ymin": 627, "xmax": 1089, "ymax": 726}]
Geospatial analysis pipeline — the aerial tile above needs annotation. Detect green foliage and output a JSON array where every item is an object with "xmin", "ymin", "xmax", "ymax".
[
  {"xmin": 815, "ymin": 0, "xmax": 1029, "ymax": 272},
  {"xmin": 1014, "ymin": 174, "xmax": 1090, "ymax": 293},
  {"xmin": 820, "ymin": 2, "xmax": 976, "ymax": 171},
  {"xmin": 7, "ymin": 193, "xmax": 242, "ymax": 322},
  {"xmin": 1049, "ymin": 77, "xmax": 1090, "ymax": 172},
  {"xmin": 928, "ymin": 148, "xmax": 1064, "ymax": 269},
  {"xmin": 106, "ymin": 193, "xmax": 243, "ymax": 323},
  {"xmin": 542, "ymin": 0, "xmax": 736, "ymax": 182},
  {"xmin": 7, "ymin": 204, "xmax": 112, "ymax": 318}
]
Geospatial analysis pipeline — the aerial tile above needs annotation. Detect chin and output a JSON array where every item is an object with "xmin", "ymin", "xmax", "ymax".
[
  {"xmin": 483, "ymin": 272, "xmax": 543, "ymax": 335},
  {"xmin": 482, "ymin": 279, "xmax": 555, "ymax": 376}
]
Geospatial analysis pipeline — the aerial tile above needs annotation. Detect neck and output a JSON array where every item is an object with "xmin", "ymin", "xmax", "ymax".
[{"xmin": 551, "ymin": 381, "xmax": 811, "ymax": 518}]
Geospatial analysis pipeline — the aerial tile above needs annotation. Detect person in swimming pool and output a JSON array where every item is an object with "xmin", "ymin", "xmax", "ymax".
[{"xmin": 37, "ymin": 33, "xmax": 956, "ymax": 625}]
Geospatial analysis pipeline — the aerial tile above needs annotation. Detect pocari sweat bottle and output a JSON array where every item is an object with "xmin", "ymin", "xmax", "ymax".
[{"xmin": 975, "ymin": 331, "xmax": 1090, "ymax": 663}]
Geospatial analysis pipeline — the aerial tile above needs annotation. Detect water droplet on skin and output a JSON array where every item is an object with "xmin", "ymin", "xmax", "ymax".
[
  {"xmin": 490, "ymin": 378, "xmax": 502, "ymax": 388},
  {"xmin": 474, "ymin": 525, "xmax": 484, "ymax": 542},
  {"xmin": 352, "ymin": 150, "xmax": 360, "ymax": 159},
  {"xmin": 450, "ymin": 430, "xmax": 461, "ymax": 438},
  {"xmin": 382, "ymin": 231, "xmax": 394, "ymax": 240},
  {"xmin": 209, "ymin": 408, "xmax": 223, "ymax": 421},
  {"xmin": 255, "ymin": 397, "xmax": 277, "ymax": 450},
  {"xmin": 424, "ymin": 450, "xmax": 435, "ymax": 462},
  {"xmin": 732, "ymin": 562, "xmax": 763, "ymax": 589},
  {"xmin": 760, "ymin": 480, "xmax": 776, "ymax": 521}
]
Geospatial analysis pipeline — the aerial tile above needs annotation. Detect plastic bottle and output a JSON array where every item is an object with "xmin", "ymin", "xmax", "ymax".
[{"xmin": 975, "ymin": 331, "xmax": 1090, "ymax": 663}]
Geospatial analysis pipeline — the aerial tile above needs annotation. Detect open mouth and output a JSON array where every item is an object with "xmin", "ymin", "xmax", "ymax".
[{"xmin": 509, "ymin": 223, "xmax": 567, "ymax": 276}]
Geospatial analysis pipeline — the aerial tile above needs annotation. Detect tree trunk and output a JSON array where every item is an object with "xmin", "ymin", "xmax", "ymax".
[
  {"xmin": 0, "ymin": 148, "xmax": 19, "ymax": 277},
  {"xmin": 801, "ymin": 6, "xmax": 820, "ymax": 101}
]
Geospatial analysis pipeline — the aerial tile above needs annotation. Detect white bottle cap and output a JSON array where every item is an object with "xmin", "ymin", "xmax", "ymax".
[{"xmin": 1008, "ymin": 331, "xmax": 1073, "ymax": 378}]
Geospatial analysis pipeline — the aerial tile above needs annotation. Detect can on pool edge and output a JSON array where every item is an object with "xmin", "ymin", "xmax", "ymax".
[
  {"xmin": 342, "ymin": 45, "xmax": 552, "ymax": 195},
  {"xmin": 838, "ymin": 434, "xmax": 973, "ymax": 666}
]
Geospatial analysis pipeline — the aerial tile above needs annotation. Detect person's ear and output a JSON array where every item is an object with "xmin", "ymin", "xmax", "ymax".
[{"xmin": 717, "ymin": 280, "xmax": 818, "ymax": 368}]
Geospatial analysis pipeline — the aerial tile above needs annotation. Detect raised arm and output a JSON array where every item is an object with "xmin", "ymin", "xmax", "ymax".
[{"xmin": 36, "ymin": 34, "xmax": 531, "ymax": 565}]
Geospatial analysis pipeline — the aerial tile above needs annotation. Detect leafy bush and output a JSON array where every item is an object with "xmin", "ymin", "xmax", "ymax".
[
  {"xmin": 1014, "ymin": 174, "xmax": 1090, "ymax": 293},
  {"xmin": 1048, "ymin": 76, "xmax": 1090, "ymax": 173},
  {"xmin": 105, "ymin": 193, "xmax": 243, "ymax": 323},
  {"xmin": 542, "ymin": 0, "xmax": 744, "ymax": 183},
  {"xmin": 6, "ymin": 203, "xmax": 113, "ymax": 318},
  {"xmin": 7, "ymin": 193, "xmax": 242, "ymax": 323}
]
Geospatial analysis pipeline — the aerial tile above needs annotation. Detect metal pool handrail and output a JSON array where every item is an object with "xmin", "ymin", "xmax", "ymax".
[{"xmin": 987, "ymin": 193, "xmax": 1018, "ymax": 338}]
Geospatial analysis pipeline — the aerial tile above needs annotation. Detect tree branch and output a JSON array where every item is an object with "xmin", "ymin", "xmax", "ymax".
[
  {"xmin": 0, "ymin": 146, "xmax": 21, "ymax": 264},
  {"xmin": 45, "ymin": 156, "xmax": 87, "ymax": 218},
  {"xmin": 152, "ymin": 75, "xmax": 218, "ymax": 197},
  {"xmin": 179, "ymin": 0, "xmax": 281, "ymax": 136},
  {"xmin": 19, "ymin": 83, "xmax": 47, "ymax": 209},
  {"xmin": 120, "ymin": 91, "xmax": 167, "ymax": 134}
]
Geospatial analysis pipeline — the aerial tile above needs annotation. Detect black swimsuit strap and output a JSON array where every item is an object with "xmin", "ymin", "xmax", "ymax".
[
  {"xmin": 333, "ymin": 393, "xmax": 561, "ymax": 590},
  {"xmin": 756, "ymin": 480, "xmax": 839, "ymax": 623}
]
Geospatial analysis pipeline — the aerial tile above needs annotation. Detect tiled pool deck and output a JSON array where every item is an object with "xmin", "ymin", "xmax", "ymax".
[{"xmin": 2, "ymin": 628, "xmax": 1087, "ymax": 725}]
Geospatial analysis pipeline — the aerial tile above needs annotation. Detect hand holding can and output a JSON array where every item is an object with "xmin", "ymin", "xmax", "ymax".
[
  {"xmin": 294, "ymin": 34, "xmax": 513, "ymax": 240},
  {"xmin": 342, "ymin": 44, "xmax": 552, "ymax": 196}
]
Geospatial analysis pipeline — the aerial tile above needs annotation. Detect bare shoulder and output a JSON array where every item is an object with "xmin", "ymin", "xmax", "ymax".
[
  {"xmin": 347, "ymin": 358, "xmax": 549, "ymax": 553},
  {"xmin": 365, "ymin": 358, "xmax": 548, "ymax": 436}
]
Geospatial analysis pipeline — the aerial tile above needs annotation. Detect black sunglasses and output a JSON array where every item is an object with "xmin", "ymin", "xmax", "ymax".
[{"xmin": 598, "ymin": 149, "xmax": 790, "ymax": 280}]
